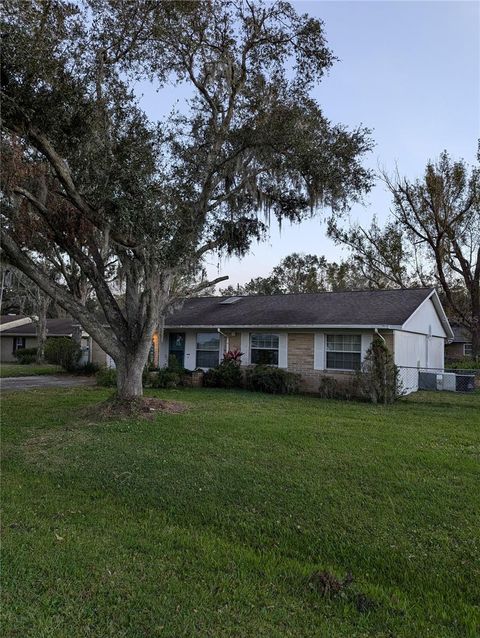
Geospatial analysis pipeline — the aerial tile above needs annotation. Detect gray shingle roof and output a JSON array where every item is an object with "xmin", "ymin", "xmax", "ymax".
[
  {"xmin": 449, "ymin": 323, "xmax": 471, "ymax": 343},
  {"xmin": 165, "ymin": 288, "xmax": 434, "ymax": 328},
  {"xmin": 0, "ymin": 318, "xmax": 75, "ymax": 336},
  {"xmin": 0, "ymin": 314, "xmax": 28, "ymax": 324}
]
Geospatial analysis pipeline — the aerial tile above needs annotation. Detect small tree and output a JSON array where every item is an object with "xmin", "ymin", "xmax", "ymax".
[{"xmin": 360, "ymin": 337, "xmax": 401, "ymax": 404}]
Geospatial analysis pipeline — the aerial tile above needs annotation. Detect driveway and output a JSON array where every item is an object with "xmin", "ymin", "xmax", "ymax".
[{"xmin": 0, "ymin": 375, "xmax": 96, "ymax": 392}]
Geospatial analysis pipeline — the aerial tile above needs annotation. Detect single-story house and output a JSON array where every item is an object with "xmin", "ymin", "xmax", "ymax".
[
  {"xmin": 0, "ymin": 315, "xmax": 89, "ymax": 363},
  {"xmin": 149, "ymin": 287, "xmax": 453, "ymax": 393},
  {"xmin": 445, "ymin": 323, "xmax": 473, "ymax": 360}
]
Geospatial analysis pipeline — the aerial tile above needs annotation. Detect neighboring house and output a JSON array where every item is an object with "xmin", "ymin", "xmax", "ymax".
[
  {"xmin": 445, "ymin": 323, "xmax": 473, "ymax": 359},
  {"xmin": 150, "ymin": 287, "xmax": 453, "ymax": 393},
  {"xmin": 0, "ymin": 315, "xmax": 90, "ymax": 363}
]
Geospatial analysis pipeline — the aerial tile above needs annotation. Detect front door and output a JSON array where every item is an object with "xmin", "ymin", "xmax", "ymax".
[{"xmin": 168, "ymin": 332, "xmax": 185, "ymax": 368}]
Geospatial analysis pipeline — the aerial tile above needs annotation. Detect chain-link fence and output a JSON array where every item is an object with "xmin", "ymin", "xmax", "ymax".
[{"xmin": 398, "ymin": 366, "xmax": 478, "ymax": 395}]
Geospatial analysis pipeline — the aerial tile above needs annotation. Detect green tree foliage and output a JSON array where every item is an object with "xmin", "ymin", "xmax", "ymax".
[
  {"xmin": 221, "ymin": 252, "xmax": 370, "ymax": 295},
  {"xmin": 1, "ymin": 1, "xmax": 372, "ymax": 399}
]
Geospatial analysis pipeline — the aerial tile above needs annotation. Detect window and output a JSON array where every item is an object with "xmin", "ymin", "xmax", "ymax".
[
  {"xmin": 13, "ymin": 336, "xmax": 26, "ymax": 353},
  {"xmin": 464, "ymin": 342, "xmax": 473, "ymax": 357},
  {"xmin": 196, "ymin": 332, "xmax": 220, "ymax": 368},
  {"xmin": 250, "ymin": 334, "xmax": 279, "ymax": 365},
  {"xmin": 326, "ymin": 334, "xmax": 361, "ymax": 370}
]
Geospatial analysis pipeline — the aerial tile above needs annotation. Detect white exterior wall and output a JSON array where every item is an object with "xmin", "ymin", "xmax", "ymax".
[
  {"xmin": 428, "ymin": 336, "xmax": 445, "ymax": 369},
  {"xmin": 402, "ymin": 297, "xmax": 447, "ymax": 338},
  {"xmin": 394, "ymin": 330, "xmax": 445, "ymax": 394},
  {"xmin": 1, "ymin": 336, "xmax": 37, "ymax": 362},
  {"xmin": 394, "ymin": 331, "xmax": 445, "ymax": 370}
]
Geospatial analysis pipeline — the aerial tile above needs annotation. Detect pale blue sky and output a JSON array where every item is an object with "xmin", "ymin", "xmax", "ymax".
[{"xmin": 138, "ymin": 0, "xmax": 479, "ymax": 287}]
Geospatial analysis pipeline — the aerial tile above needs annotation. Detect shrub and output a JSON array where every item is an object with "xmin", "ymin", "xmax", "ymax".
[
  {"xmin": 150, "ymin": 369, "xmax": 181, "ymax": 388},
  {"xmin": 445, "ymin": 358, "xmax": 480, "ymax": 371},
  {"xmin": 44, "ymin": 337, "xmax": 81, "ymax": 372},
  {"xmin": 14, "ymin": 347, "xmax": 38, "ymax": 364},
  {"xmin": 96, "ymin": 366, "xmax": 117, "ymax": 387},
  {"xmin": 204, "ymin": 359, "xmax": 243, "ymax": 389},
  {"xmin": 359, "ymin": 337, "xmax": 401, "ymax": 404},
  {"xmin": 77, "ymin": 361, "xmax": 100, "ymax": 376},
  {"xmin": 167, "ymin": 355, "xmax": 188, "ymax": 375},
  {"xmin": 318, "ymin": 376, "xmax": 340, "ymax": 399},
  {"xmin": 318, "ymin": 375, "xmax": 364, "ymax": 401},
  {"xmin": 246, "ymin": 365, "xmax": 300, "ymax": 395}
]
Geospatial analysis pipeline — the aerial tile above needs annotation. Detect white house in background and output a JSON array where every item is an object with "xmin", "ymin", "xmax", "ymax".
[{"xmin": 146, "ymin": 287, "xmax": 453, "ymax": 394}]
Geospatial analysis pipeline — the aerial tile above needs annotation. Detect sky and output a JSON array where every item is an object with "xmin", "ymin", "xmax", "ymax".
[{"xmin": 138, "ymin": 0, "xmax": 480, "ymax": 288}]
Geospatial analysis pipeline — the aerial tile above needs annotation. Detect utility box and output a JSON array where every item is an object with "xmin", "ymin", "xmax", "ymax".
[{"xmin": 437, "ymin": 373, "xmax": 456, "ymax": 392}]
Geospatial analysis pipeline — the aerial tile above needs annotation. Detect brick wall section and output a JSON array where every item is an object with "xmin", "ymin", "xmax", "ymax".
[
  {"xmin": 288, "ymin": 333, "xmax": 314, "ymax": 369},
  {"xmin": 286, "ymin": 332, "xmax": 353, "ymax": 393}
]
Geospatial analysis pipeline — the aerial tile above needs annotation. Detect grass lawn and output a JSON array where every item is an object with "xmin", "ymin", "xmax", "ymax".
[
  {"xmin": 2, "ymin": 387, "xmax": 479, "ymax": 637},
  {"xmin": 0, "ymin": 363, "xmax": 63, "ymax": 377}
]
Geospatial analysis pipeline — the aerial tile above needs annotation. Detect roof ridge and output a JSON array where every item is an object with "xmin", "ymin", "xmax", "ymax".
[{"xmin": 190, "ymin": 287, "xmax": 434, "ymax": 300}]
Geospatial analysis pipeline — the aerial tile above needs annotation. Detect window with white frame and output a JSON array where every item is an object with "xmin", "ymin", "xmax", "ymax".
[
  {"xmin": 326, "ymin": 334, "xmax": 362, "ymax": 370},
  {"xmin": 196, "ymin": 332, "xmax": 220, "ymax": 368},
  {"xmin": 464, "ymin": 342, "xmax": 473, "ymax": 357},
  {"xmin": 250, "ymin": 333, "xmax": 279, "ymax": 365}
]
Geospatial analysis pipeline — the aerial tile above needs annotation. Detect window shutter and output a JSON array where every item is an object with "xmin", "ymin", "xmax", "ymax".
[{"xmin": 314, "ymin": 333, "xmax": 325, "ymax": 370}]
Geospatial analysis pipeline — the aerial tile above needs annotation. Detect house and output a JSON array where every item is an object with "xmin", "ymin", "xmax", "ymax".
[
  {"xmin": 150, "ymin": 287, "xmax": 453, "ymax": 393},
  {"xmin": 445, "ymin": 323, "xmax": 473, "ymax": 360},
  {"xmin": 0, "ymin": 315, "xmax": 90, "ymax": 363}
]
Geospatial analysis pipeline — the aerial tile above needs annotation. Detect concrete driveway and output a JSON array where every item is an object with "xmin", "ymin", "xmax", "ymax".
[{"xmin": 0, "ymin": 375, "xmax": 96, "ymax": 392}]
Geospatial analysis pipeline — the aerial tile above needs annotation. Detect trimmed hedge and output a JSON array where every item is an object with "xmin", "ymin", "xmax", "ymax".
[
  {"xmin": 14, "ymin": 347, "xmax": 38, "ymax": 365},
  {"xmin": 204, "ymin": 360, "xmax": 242, "ymax": 389},
  {"xmin": 44, "ymin": 337, "xmax": 81, "ymax": 372},
  {"xmin": 245, "ymin": 365, "xmax": 300, "ymax": 395}
]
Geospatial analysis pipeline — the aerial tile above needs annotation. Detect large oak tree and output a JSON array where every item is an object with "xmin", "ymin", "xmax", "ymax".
[{"xmin": 1, "ymin": 0, "xmax": 372, "ymax": 399}]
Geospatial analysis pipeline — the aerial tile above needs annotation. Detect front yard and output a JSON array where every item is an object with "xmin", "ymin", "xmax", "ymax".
[
  {"xmin": 0, "ymin": 363, "xmax": 63, "ymax": 378},
  {"xmin": 2, "ymin": 387, "xmax": 479, "ymax": 637}
]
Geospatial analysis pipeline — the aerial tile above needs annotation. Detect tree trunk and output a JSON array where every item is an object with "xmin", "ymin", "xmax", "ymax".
[
  {"xmin": 471, "ymin": 323, "xmax": 480, "ymax": 361},
  {"xmin": 114, "ymin": 337, "xmax": 153, "ymax": 400},
  {"xmin": 35, "ymin": 296, "xmax": 49, "ymax": 363},
  {"xmin": 116, "ymin": 358, "xmax": 145, "ymax": 400}
]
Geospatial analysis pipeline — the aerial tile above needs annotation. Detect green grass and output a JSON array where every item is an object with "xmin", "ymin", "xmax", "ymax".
[
  {"xmin": 0, "ymin": 363, "xmax": 63, "ymax": 377},
  {"xmin": 2, "ymin": 387, "xmax": 479, "ymax": 637}
]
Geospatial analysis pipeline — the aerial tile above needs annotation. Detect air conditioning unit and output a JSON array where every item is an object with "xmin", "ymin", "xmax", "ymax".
[
  {"xmin": 437, "ymin": 373, "xmax": 456, "ymax": 392},
  {"xmin": 418, "ymin": 372, "xmax": 437, "ymax": 390}
]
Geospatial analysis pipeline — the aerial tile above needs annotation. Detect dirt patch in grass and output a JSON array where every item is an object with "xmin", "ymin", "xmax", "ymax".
[
  {"xmin": 23, "ymin": 428, "xmax": 92, "ymax": 468},
  {"xmin": 80, "ymin": 396, "xmax": 188, "ymax": 421}
]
